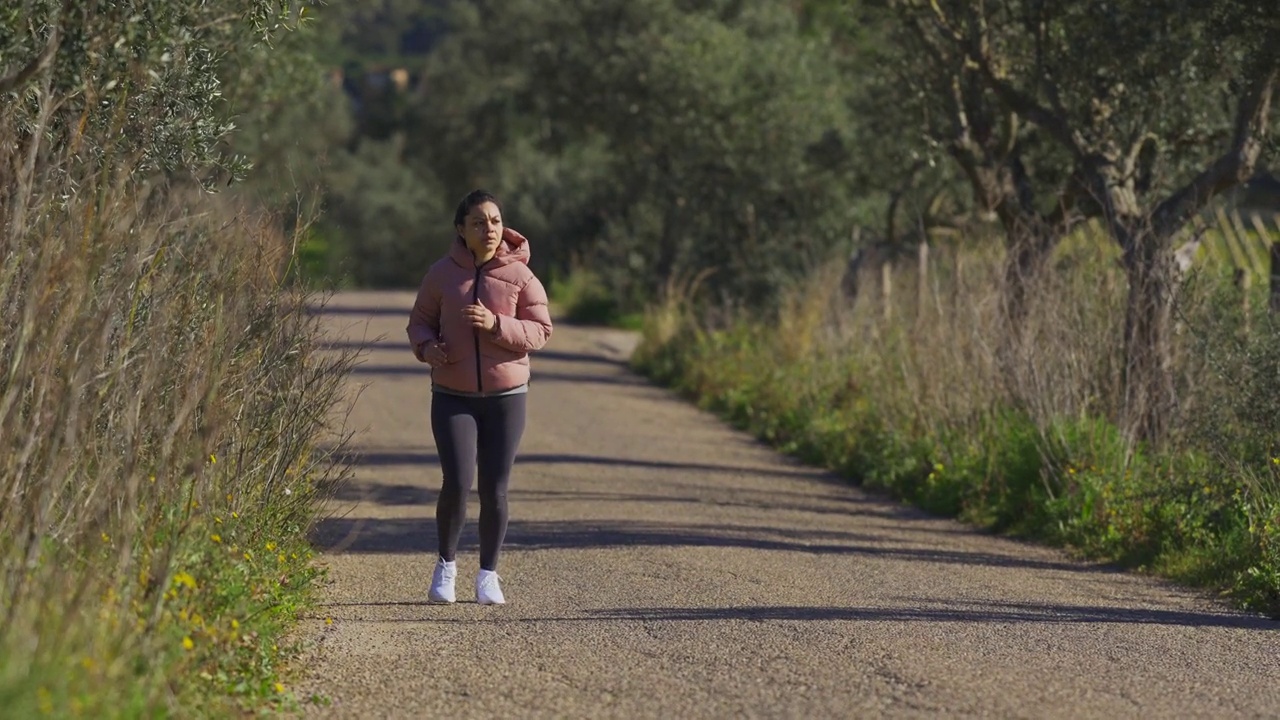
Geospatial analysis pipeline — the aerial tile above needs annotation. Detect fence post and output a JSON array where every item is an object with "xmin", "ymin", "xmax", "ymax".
[
  {"xmin": 1235, "ymin": 267, "xmax": 1252, "ymax": 335},
  {"xmin": 916, "ymin": 240, "xmax": 929, "ymax": 329},
  {"xmin": 1270, "ymin": 241, "xmax": 1280, "ymax": 314},
  {"xmin": 880, "ymin": 261, "xmax": 893, "ymax": 324}
]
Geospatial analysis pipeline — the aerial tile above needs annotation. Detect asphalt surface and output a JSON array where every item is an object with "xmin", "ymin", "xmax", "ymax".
[{"xmin": 294, "ymin": 290, "xmax": 1278, "ymax": 719}]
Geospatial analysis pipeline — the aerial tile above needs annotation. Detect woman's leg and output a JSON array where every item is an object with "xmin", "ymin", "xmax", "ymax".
[
  {"xmin": 430, "ymin": 391, "xmax": 479, "ymax": 562},
  {"xmin": 475, "ymin": 393, "xmax": 528, "ymax": 571}
]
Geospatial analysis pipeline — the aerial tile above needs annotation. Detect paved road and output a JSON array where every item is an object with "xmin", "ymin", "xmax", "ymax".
[{"xmin": 295, "ymin": 290, "xmax": 1278, "ymax": 719}]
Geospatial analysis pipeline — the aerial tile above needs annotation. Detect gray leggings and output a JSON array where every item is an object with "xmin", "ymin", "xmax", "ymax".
[{"xmin": 430, "ymin": 390, "xmax": 527, "ymax": 571}]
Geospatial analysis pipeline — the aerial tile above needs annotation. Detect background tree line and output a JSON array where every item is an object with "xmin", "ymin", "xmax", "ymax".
[{"xmin": 289, "ymin": 0, "xmax": 1278, "ymax": 445}]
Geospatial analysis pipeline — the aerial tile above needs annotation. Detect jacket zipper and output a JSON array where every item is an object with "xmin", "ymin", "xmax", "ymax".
[{"xmin": 473, "ymin": 263, "xmax": 484, "ymax": 393}]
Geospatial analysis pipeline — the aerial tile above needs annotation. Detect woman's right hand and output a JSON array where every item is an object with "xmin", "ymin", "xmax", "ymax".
[{"xmin": 417, "ymin": 340, "xmax": 450, "ymax": 367}]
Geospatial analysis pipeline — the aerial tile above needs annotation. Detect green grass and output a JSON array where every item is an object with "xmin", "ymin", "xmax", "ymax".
[{"xmin": 547, "ymin": 267, "xmax": 644, "ymax": 329}]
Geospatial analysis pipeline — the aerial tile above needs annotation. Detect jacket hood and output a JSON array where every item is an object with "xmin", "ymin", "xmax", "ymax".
[{"xmin": 448, "ymin": 227, "xmax": 532, "ymax": 269}]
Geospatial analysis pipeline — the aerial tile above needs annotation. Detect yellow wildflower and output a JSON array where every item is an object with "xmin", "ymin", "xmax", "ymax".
[
  {"xmin": 265, "ymin": 541, "xmax": 277, "ymax": 552},
  {"xmin": 211, "ymin": 534, "xmax": 222, "ymax": 544},
  {"xmin": 274, "ymin": 683, "xmax": 286, "ymax": 694},
  {"xmin": 182, "ymin": 636, "xmax": 194, "ymax": 650},
  {"xmin": 209, "ymin": 454, "xmax": 216, "ymax": 464},
  {"xmin": 173, "ymin": 571, "xmax": 197, "ymax": 590},
  {"xmin": 36, "ymin": 687, "xmax": 52, "ymax": 714}
]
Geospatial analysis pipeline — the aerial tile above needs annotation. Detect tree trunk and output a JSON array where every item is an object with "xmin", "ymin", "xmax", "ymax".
[
  {"xmin": 1001, "ymin": 226, "xmax": 1055, "ymax": 331},
  {"xmin": 1121, "ymin": 229, "xmax": 1178, "ymax": 446},
  {"xmin": 994, "ymin": 221, "xmax": 1061, "ymax": 397}
]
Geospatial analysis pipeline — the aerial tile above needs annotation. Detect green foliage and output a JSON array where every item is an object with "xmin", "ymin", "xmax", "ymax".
[
  {"xmin": 547, "ymin": 268, "xmax": 642, "ymax": 329},
  {"xmin": 323, "ymin": 136, "xmax": 449, "ymax": 286},
  {"xmin": 303, "ymin": 0, "xmax": 862, "ymax": 301},
  {"xmin": 0, "ymin": 1, "xmax": 318, "ymax": 188},
  {"xmin": 1182, "ymin": 277, "xmax": 1280, "ymax": 463}
]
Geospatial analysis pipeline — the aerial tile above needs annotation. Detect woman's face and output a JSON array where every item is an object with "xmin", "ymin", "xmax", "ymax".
[{"xmin": 458, "ymin": 201, "xmax": 503, "ymax": 259}]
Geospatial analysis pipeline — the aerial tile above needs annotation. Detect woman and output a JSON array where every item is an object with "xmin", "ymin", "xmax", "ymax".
[{"xmin": 406, "ymin": 189, "xmax": 553, "ymax": 605}]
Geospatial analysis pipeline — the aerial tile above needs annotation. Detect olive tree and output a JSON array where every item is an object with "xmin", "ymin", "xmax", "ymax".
[
  {"xmin": 0, "ymin": 0, "xmax": 315, "ymax": 247},
  {"xmin": 405, "ymin": 0, "xmax": 860, "ymax": 306},
  {"xmin": 895, "ymin": 0, "xmax": 1279, "ymax": 443}
]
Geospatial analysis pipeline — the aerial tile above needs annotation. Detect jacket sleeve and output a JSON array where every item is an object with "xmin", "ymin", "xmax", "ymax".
[
  {"xmin": 491, "ymin": 275, "xmax": 553, "ymax": 353},
  {"xmin": 407, "ymin": 270, "xmax": 441, "ymax": 357}
]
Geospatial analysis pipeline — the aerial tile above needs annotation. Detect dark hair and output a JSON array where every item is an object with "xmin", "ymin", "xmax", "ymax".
[{"xmin": 453, "ymin": 189, "xmax": 502, "ymax": 228}]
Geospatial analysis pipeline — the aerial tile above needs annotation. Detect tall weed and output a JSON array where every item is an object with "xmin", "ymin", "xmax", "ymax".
[{"xmin": 0, "ymin": 175, "xmax": 356, "ymax": 716}]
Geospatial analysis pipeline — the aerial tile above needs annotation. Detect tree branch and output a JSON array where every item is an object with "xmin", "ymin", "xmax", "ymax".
[
  {"xmin": 0, "ymin": 24, "xmax": 61, "ymax": 95},
  {"xmin": 1151, "ymin": 66, "xmax": 1278, "ymax": 239},
  {"xmin": 1044, "ymin": 168, "xmax": 1092, "ymax": 229},
  {"xmin": 924, "ymin": 0, "xmax": 1084, "ymax": 158},
  {"xmin": 967, "ymin": 48, "xmax": 1083, "ymax": 157}
]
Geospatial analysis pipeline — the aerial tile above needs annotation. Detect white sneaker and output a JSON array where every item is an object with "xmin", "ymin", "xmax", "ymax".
[
  {"xmin": 428, "ymin": 558, "xmax": 456, "ymax": 604},
  {"xmin": 476, "ymin": 569, "xmax": 505, "ymax": 605}
]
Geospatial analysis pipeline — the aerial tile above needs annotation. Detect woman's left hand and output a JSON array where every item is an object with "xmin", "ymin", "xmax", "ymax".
[{"xmin": 463, "ymin": 303, "xmax": 497, "ymax": 332}]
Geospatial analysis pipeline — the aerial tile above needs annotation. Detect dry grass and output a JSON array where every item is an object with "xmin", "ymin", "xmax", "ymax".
[{"xmin": 0, "ymin": 162, "xmax": 357, "ymax": 714}]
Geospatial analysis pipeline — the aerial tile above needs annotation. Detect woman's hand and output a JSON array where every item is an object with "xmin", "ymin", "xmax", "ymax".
[
  {"xmin": 463, "ymin": 303, "xmax": 497, "ymax": 332},
  {"xmin": 417, "ymin": 340, "xmax": 450, "ymax": 367}
]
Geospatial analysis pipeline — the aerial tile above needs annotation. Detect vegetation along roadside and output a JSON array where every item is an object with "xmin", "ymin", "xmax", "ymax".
[{"xmin": 0, "ymin": 2, "xmax": 357, "ymax": 716}]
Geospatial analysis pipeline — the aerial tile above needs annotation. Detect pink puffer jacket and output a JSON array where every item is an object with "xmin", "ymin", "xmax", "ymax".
[{"xmin": 406, "ymin": 228, "xmax": 553, "ymax": 394}]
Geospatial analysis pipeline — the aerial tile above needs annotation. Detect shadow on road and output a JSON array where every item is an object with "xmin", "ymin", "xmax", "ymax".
[
  {"xmin": 322, "ymin": 339, "xmax": 403, "ymax": 352},
  {"xmin": 305, "ymin": 599, "xmax": 1272, "ymax": 630},
  {"xmin": 343, "ymin": 366, "xmax": 644, "ymax": 389},
  {"xmin": 329, "ymin": 482, "xmax": 438, "ymax": 506},
  {"xmin": 325, "ymin": 483, "xmax": 944, "ymax": 533},
  {"xmin": 308, "ymin": 305, "xmax": 408, "ymax": 317},
  {"xmin": 331, "ymin": 448, "xmax": 826, "ymax": 480},
  {"xmin": 309, "ymin": 516, "xmax": 1109, "ymax": 576},
  {"xmin": 535, "ymin": 349, "xmax": 628, "ymax": 366},
  {"xmin": 321, "ymin": 346, "xmax": 626, "ymax": 364},
  {"xmin": 581, "ymin": 602, "xmax": 1273, "ymax": 629},
  {"xmin": 333, "ymin": 450, "xmax": 440, "ymax": 467}
]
